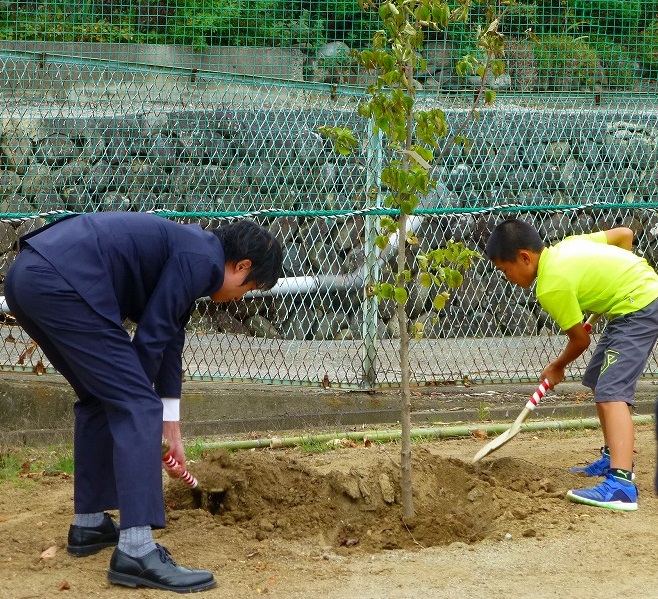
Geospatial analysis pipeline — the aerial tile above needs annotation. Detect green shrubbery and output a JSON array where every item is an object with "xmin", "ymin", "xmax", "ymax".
[
  {"xmin": 0, "ymin": 0, "xmax": 376, "ymax": 50},
  {"xmin": 0, "ymin": 0, "xmax": 657, "ymax": 89},
  {"xmin": 586, "ymin": 38, "xmax": 638, "ymax": 89},
  {"xmin": 568, "ymin": 0, "xmax": 641, "ymax": 38},
  {"xmin": 533, "ymin": 35, "xmax": 601, "ymax": 91},
  {"xmin": 636, "ymin": 20, "xmax": 658, "ymax": 77}
]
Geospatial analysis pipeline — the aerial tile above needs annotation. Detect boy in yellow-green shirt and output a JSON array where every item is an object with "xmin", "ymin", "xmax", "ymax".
[{"xmin": 486, "ymin": 218, "xmax": 658, "ymax": 511}]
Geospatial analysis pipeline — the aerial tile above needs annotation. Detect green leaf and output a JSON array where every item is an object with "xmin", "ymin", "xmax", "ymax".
[
  {"xmin": 455, "ymin": 59, "xmax": 469, "ymax": 77},
  {"xmin": 419, "ymin": 272, "xmax": 432, "ymax": 288},
  {"xmin": 380, "ymin": 283, "xmax": 394, "ymax": 299},
  {"xmin": 432, "ymin": 294, "xmax": 447, "ymax": 311},
  {"xmin": 446, "ymin": 269, "xmax": 464, "ymax": 288},
  {"xmin": 357, "ymin": 103, "xmax": 372, "ymax": 119},
  {"xmin": 393, "ymin": 286, "xmax": 408, "ymax": 304},
  {"xmin": 492, "ymin": 60, "xmax": 505, "ymax": 77},
  {"xmin": 414, "ymin": 5, "xmax": 430, "ymax": 22},
  {"xmin": 375, "ymin": 235, "xmax": 389, "ymax": 250},
  {"xmin": 432, "ymin": 4, "xmax": 450, "ymax": 29}
]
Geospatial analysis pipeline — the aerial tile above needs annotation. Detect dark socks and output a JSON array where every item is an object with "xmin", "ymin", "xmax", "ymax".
[{"xmin": 610, "ymin": 468, "xmax": 633, "ymax": 483}]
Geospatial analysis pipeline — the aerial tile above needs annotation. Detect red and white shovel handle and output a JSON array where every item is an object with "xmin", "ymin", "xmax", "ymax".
[
  {"xmin": 523, "ymin": 379, "xmax": 550, "ymax": 412},
  {"xmin": 162, "ymin": 452, "xmax": 198, "ymax": 489},
  {"xmin": 582, "ymin": 312, "xmax": 602, "ymax": 333}
]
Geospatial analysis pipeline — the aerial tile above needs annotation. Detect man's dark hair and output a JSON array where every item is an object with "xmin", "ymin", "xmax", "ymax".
[
  {"xmin": 486, "ymin": 218, "xmax": 545, "ymax": 262},
  {"xmin": 213, "ymin": 220, "xmax": 283, "ymax": 290}
]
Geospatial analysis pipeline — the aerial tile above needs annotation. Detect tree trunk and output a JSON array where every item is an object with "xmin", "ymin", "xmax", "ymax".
[
  {"xmin": 397, "ymin": 211, "xmax": 414, "ymax": 519},
  {"xmin": 399, "ymin": 58, "xmax": 417, "ymax": 520}
]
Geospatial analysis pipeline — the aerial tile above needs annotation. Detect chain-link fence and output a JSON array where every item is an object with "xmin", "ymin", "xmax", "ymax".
[{"xmin": 1, "ymin": 1, "xmax": 658, "ymax": 388}]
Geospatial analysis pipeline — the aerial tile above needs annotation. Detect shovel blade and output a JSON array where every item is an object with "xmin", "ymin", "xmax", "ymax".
[
  {"xmin": 472, "ymin": 407, "xmax": 531, "ymax": 463},
  {"xmin": 472, "ymin": 429, "xmax": 513, "ymax": 463}
]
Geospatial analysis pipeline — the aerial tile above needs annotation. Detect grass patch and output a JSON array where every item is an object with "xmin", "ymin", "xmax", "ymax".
[
  {"xmin": 0, "ymin": 445, "xmax": 75, "ymax": 481},
  {"xmin": 0, "ymin": 448, "xmax": 28, "ymax": 482},
  {"xmin": 185, "ymin": 438, "xmax": 207, "ymax": 461},
  {"xmin": 0, "ymin": 439, "xmax": 207, "ymax": 483}
]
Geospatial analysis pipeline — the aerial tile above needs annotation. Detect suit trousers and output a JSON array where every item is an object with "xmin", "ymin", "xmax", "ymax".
[{"xmin": 5, "ymin": 248, "xmax": 166, "ymax": 529}]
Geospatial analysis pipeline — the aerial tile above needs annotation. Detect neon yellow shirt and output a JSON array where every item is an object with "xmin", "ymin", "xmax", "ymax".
[{"xmin": 536, "ymin": 232, "xmax": 658, "ymax": 330}]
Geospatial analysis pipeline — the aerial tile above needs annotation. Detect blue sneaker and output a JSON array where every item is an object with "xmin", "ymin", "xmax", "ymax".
[
  {"xmin": 570, "ymin": 447, "xmax": 610, "ymax": 477},
  {"xmin": 566, "ymin": 473, "xmax": 638, "ymax": 511},
  {"xmin": 570, "ymin": 448, "xmax": 635, "ymax": 479}
]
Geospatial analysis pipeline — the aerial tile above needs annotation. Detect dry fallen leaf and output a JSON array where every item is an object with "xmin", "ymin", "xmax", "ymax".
[
  {"xmin": 18, "ymin": 340, "xmax": 38, "ymax": 365},
  {"xmin": 40, "ymin": 545, "xmax": 58, "ymax": 560}
]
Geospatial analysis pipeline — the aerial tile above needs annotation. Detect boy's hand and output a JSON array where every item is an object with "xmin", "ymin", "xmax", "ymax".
[
  {"xmin": 541, "ymin": 320, "xmax": 593, "ymax": 388},
  {"xmin": 541, "ymin": 363, "xmax": 565, "ymax": 388}
]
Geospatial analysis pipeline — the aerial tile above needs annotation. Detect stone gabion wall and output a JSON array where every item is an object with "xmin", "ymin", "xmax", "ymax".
[{"xmin": 1, "ymin": 106, "xmax": 658, "ymax": 341}]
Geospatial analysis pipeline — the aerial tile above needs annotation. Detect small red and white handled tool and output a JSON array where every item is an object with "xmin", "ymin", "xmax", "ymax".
[
  {"xmin": 162, "ymin": 452, "xmax": 198, "ymax": 489},
  {"xmin": 524, "ymin": 378, "xmax": 550, "ymax": 412}
]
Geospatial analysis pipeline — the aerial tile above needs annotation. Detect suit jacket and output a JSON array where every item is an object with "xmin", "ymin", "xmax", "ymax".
[{"xmin": 21, "ymin": 212, "xmax": 226, "ymax": 397}]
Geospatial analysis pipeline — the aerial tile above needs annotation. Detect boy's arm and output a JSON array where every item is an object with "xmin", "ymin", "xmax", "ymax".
[
  {"xmin": 604, "ymin": 227, "xmax": 633, "ymax": 251},
  {"xmin": 541, "ymin": 322, "xmax": 591, "ymax": 387}
]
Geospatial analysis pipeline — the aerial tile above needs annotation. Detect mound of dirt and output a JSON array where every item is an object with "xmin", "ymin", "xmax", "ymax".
[{"xmin": 164, "ymin": 442, "xmax": 586, "ymax": 552}]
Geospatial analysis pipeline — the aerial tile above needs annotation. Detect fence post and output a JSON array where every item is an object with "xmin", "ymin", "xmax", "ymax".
[{"xmin": 361, "ymin": 119, "xmax": 383, "ymax": 388}]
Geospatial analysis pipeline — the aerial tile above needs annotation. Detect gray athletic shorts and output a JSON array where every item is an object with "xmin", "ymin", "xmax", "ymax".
[{"xmin": 582, "ymin": 298, "xmax": 658, "ymax": 405}]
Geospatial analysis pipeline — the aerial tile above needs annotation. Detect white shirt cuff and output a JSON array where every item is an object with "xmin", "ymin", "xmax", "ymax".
[{"xmin": 161, "ymin": 398, "xmax": 180, "ymax": 422}]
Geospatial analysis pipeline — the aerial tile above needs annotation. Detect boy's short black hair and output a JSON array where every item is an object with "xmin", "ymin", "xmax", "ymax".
[
  {"xmin": 213, "ymin": 220, "xmax": 283, "ymax": 290},
  {"xmin": 486, "ymin": 218, "xmax": 545, "ymax": 262}
]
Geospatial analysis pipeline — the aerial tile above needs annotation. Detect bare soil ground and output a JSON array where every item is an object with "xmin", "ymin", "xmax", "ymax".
[{"xmin": 1, "ymin": 423, "xmax": 658, "ymax": 599}]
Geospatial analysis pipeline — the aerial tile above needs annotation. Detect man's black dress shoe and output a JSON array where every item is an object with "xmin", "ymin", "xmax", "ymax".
[
  {"xmin": 67, "ymin": 513, "xmax": 120, "ymax": 557},
  {"xmin": 108, "ymin": 544, "xmax": 216, "ymax": 593}
]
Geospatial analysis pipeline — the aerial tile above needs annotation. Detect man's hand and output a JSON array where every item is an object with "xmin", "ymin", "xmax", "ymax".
[{"xmin": 163, "ymin": 420, "xmax": 185, "ymax": 476}]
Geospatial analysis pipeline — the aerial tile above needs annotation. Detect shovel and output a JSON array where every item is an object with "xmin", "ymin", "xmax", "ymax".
[
  {"xmin": 472, "ymin": 313, "xmax": 601, "ymax": 464},
  {"xmin": 162, "ymin": 450, "xmax": 226, "ymax": 514}
]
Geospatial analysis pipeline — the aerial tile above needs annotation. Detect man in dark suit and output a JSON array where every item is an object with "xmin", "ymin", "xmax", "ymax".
[{"xmin": 5, "ymin": 212, "xmax": 283, "ymax": 593}]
